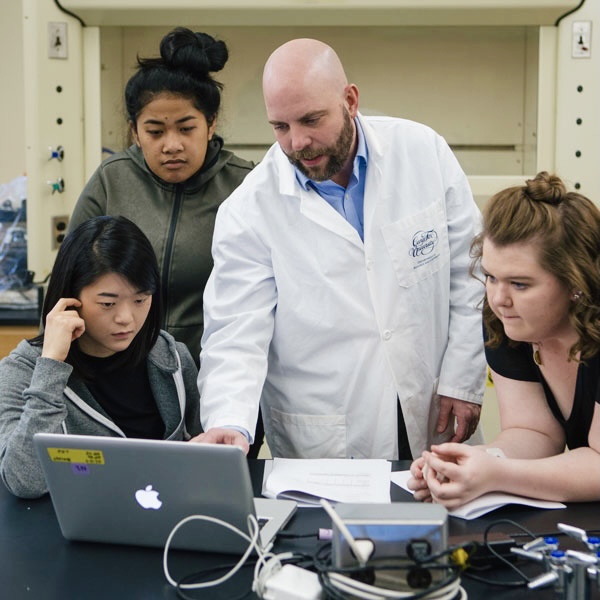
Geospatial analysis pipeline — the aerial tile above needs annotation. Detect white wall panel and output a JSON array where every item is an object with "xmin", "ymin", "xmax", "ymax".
[
  {"xmin": 23, "ymin": 0, "xmax": 86, "ymax": 280},
  {"xmin": 23, "ymin": 0, "xmax": 600, "ymax": 280}
]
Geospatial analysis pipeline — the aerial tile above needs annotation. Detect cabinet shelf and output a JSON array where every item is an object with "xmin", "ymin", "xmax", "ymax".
[{"xmin": 61, "ymin": 0, "xmax": 579, "ymax": 27}]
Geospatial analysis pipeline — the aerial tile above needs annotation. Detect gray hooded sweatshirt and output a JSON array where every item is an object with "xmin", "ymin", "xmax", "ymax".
[{"xmin": 0, "ymin": 330, "xmax": 200, "ymax": 498}]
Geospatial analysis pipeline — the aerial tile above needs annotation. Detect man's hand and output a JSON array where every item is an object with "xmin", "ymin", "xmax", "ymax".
[
  {"xmin": 436, "ymin": 396, "xmax": 481, "ymax": 443},
  {"xmin": 190, "ymin": 428, "xmax": 250, "ymax": 455}
]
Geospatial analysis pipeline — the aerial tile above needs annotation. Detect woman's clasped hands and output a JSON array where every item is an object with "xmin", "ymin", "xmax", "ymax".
[{"xmin": 408, "ymin": 443, "xmax": 504, "ymax": 509}]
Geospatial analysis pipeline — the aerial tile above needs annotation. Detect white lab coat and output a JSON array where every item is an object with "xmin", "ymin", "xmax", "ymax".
[{"xmin": 199, "ymin": 114, "xmax": 486, "ymax": 459}]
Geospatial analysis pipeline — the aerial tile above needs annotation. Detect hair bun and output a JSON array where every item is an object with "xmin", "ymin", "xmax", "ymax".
[
  {"xmin": 159, "ymin": 27, "xmax": 229, "ymax": 76},
  {"xmin": 525, "ymin": 171, "xmax": 566, "ymax": 206}
]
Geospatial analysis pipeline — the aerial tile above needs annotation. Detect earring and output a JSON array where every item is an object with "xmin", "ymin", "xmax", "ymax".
[{"xmin": 572, "ymin": 290, "xmax": 583, "ymax": 301}]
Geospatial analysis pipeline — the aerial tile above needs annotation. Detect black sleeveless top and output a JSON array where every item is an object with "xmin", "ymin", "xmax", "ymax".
[{"xmin": 485, "ymin": 334, "xmax": 598, "ymax": 450}]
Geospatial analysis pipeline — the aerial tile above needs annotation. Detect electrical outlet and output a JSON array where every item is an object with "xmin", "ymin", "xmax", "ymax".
[
  {"xmin": 51, "ymin": 215, "xmax": 69, "ymax": 250},
  {"xmin": 48, "ymin": 22, "xmax": 68, "ymax": 59},
  {"xmin": 572, "ymin": 21, "xmax": 592, "ymax": 59}
]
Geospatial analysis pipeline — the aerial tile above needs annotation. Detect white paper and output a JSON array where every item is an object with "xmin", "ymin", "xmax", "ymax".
[
  {"xmin": 390, "ymin": 470, "xmax": 566, "ymax": 520},
  {"xmin": 262, "ymin": 458, "xmax": 391, "ymax": 507}
]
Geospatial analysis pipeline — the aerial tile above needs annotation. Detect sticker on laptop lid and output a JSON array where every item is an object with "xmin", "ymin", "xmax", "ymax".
[
  {"xmin": 71, "ymin": 463, "xmax": 90, "ymax": 475},
  {"xmin": 46, "ymin": 447, "xmax": 105, "ymax": 465}
]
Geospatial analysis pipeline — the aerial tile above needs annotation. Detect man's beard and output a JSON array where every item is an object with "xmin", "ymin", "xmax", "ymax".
[{"xmin": 286, "ymin": 109, "xmax": 355, "ymax": 182}]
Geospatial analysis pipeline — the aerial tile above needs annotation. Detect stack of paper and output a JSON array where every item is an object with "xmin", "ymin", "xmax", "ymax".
[
  {"xmin": 390, "ymin": 470, "xmax": 566, "ymax": 520},
  {"xmin": 262, "ymin": 458, "xmax": 392, "ymax": 507}
]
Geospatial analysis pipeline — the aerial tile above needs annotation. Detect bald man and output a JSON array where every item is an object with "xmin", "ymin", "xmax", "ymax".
[{"xmin": 194, "ymin": 39, "xmax": 486, "ymax": 460}]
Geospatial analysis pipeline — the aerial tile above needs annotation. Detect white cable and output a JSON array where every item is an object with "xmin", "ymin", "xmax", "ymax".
[
  {"xmin": 320, "ymin": 498, "xmax": 374, "ymax": 566},
  {"xmin": 328, "ymin": 574, "xmax": 387, "ymax": 600},
  {"xmin": 253, "ymin": 550, "xmax": 296, "ymax": 597},
  {"xmin": 162, "ymin": 513, "xmax": 261, "ymax": 589},
  {"xmin": 162, "ymin": 509, "xmax": 468, "ymax": 600},
  {"xmin": 162, "ymin": 511, "xmax": 299, "ymax": 598},
  {"xmin": 327, "ymin": 571, "xmax": 467, "ymax": 600}
]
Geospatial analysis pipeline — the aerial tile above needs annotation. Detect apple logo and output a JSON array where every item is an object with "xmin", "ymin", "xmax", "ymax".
[{"xmin": 135, "ymin": 484, "xmax": 163, "ymax": 510}]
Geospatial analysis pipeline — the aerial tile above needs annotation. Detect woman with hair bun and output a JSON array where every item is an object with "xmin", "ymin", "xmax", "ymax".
[
  {"xmin": 70, "ymin": 28, "xmax": 265, "ymax": 457},
  {"xmin": 408, "ymin": 171, "xmax": 600, "ymax": 505},
  {"xmin": 70, "ymin": 27, "xmax": 253, "ymax": 367}
]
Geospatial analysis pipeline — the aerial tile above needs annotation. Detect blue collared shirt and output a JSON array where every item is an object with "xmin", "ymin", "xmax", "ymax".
[{"xmin": 295, "ymin": 118, "xmax": 368, "ymax": 241}]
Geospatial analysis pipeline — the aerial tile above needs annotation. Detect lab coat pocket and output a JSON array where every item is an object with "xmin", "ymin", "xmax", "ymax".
[
  {"xmin": 270, "ymin": 408, "xmax": 346, "ymax": 459},
  {"xmin": 381, "ymin": 198, "xmax": 449, "ymax": 288}
]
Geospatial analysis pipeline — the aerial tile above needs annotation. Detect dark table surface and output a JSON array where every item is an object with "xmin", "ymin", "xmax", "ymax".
[{"xmin": 1, "ymin": 460, "xmax": 598, "ymax": 599}]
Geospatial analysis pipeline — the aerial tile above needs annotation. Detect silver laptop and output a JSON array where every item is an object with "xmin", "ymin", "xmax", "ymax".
[{"xmin": 33, "ymin": 433, "xmax": 296, "ymax": 554}]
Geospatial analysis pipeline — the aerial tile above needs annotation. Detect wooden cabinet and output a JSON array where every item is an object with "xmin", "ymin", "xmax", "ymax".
[{"xmin": 0, "ymin": 326, "xmax": 39, "ymax": 359}]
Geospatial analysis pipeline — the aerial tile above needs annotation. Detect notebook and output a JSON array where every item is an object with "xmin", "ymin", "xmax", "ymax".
[{"xmin": 33, "ymin": 433, "xmax": 297, "ymax": 554}]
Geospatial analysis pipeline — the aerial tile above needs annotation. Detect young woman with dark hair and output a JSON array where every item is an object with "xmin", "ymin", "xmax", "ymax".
[{"xmin": 0, "ymin": 216, "xmax": 201, "ymax": 499}]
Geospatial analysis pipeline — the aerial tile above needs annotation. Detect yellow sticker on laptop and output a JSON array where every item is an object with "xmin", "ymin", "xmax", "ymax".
[{"xmin": 47, "ymin": 447, "xmax": 105, "ymax": 465}]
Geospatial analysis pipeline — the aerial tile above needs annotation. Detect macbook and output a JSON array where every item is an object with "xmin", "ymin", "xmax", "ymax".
[{"xmin": 33, "ymin": 433, "xmax": 296, "ymax": 554}]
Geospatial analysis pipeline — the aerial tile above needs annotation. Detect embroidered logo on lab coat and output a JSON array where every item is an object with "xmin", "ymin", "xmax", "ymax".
[{"xmin": 409, "ymin": 229, "xmax": 440, "ymax": 268}]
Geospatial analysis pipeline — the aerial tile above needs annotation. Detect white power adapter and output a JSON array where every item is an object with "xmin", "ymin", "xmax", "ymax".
[{"xmin": 262, "ymin": 564, "xmax": 323, "ymax": 600}]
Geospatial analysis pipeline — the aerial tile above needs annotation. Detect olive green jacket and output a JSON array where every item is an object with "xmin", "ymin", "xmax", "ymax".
[{"xmin": 70, "ymin": 137, "xmax": 253, "ymax": 363}]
